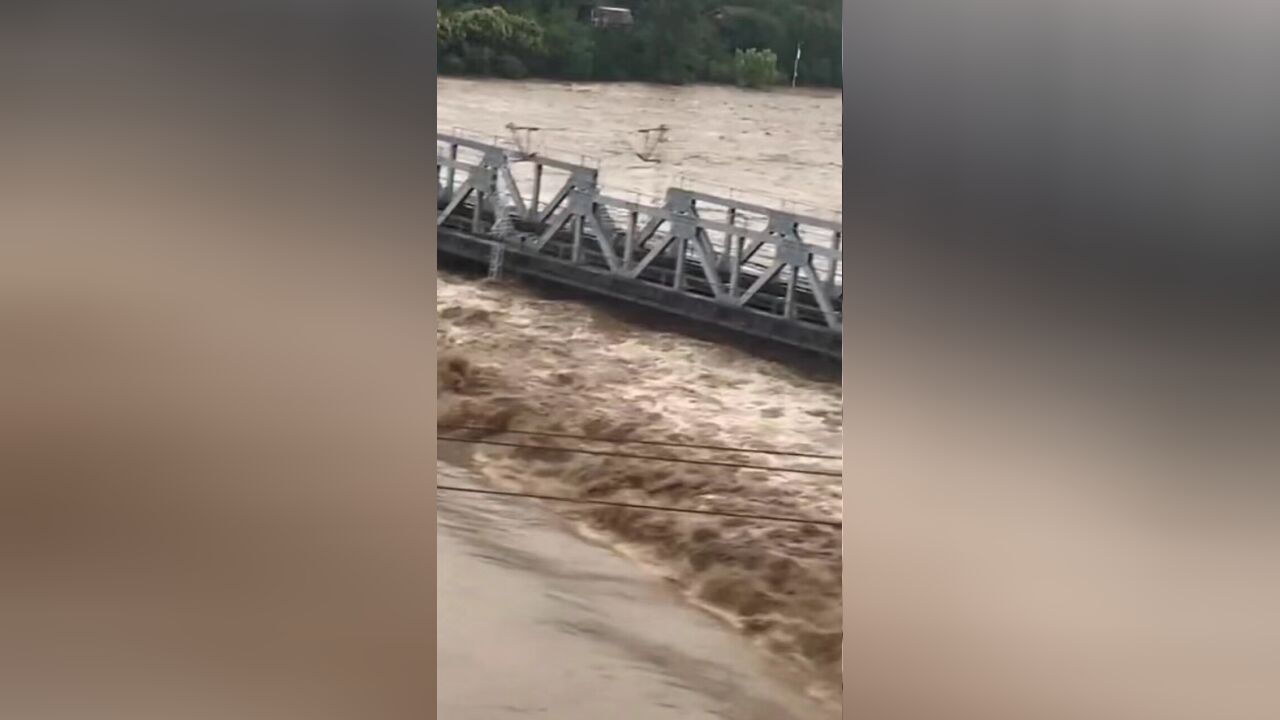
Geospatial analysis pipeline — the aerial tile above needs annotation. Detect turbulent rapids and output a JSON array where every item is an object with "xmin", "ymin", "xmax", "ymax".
[
  {"xmin": 437, "ymin": 78, "xmax": 843, "ymax": 699},
  {"xmin": 437, "ymin": 273, "xmax": 842, "ymax": 696}
]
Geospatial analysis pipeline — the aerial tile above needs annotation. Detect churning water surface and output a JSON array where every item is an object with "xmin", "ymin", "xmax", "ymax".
[{"xmin": 437, "ymin": 78, "xmax": 843, "ymax": 710}]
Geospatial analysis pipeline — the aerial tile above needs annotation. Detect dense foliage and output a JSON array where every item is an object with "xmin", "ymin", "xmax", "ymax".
[
  {"xmin": 436, "ymin": 0, "xmax": 841, "ymax": 88},
  {"xmin": 733, "ymin": 48, "xmax": 779, "ymax": 88}
]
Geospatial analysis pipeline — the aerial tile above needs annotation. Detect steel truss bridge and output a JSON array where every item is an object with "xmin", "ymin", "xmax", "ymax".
[{"xmin": 436, "ymin": 131, "xmax": 843, "ymax": 358}]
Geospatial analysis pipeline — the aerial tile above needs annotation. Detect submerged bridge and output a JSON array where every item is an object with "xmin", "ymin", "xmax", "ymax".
[{"xmin": 436, "ymin": 131, "xmax": 843, "ymax": 358}]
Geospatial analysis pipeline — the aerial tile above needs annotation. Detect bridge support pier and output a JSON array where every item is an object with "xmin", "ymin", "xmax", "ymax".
[{"xmin": 487, "ymin": 242, "xmax": 505, "ymax": 281}]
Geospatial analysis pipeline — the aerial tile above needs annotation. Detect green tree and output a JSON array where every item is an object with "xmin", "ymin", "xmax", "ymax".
[
  {"xmin": 437, "ymin": 1, "xmax": 843, "ymax": 88},
  {"xmin": 714, "ymin": 7, "xmax": 786, "ymax": 55},
  {"xmin": 537, "ymin": 9, "xmax": 595, "ymax": 79},
  {"xmin": 449, "ymin": 6, "xmax": 544, "ymax": 56},
  {"xmin": 636, "ymin": 0, "xmax": 713, "ymax": 84},
  {"xmin": 591, "ymin": 26, "xmax": 647, "ymax": 81}
]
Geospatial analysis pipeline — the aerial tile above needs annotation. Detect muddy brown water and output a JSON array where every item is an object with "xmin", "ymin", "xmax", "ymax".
[
  {"xmin": 438, "ymin": 460, "xmax": 838, "ymax": 720},
  {"xmin": 436, "ymin": 77, "xmax": 842, "ymax": 217},
  {"xmin": 437, "ymin": 78, "xmax": 843, "ymax": 707}
]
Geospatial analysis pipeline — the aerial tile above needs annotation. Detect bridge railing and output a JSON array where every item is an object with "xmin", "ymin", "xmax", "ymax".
[{"xmin": 436, "ymin": 133, "xmax": 842, "ymax": 333}]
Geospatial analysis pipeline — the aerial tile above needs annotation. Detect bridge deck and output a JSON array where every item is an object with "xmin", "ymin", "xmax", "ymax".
[{"xmin": 436, "ymin": 132, "xmax": 843, "ymax": 359}]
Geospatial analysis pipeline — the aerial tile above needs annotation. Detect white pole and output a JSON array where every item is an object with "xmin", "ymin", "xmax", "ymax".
[{"xmin": 792, "ymin": 42, "xmax": 802, "ymax": 87}]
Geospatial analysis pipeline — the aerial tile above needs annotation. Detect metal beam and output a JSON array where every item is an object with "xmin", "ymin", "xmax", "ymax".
[{"xmin": 434, "ymin": 130, "xmax": 842, "ymax": 346}]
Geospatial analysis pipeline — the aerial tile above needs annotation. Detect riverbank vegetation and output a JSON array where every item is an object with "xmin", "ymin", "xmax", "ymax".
[{"xmin": 436, "ymin": 1, "xmax": 841, "ymax": 88}]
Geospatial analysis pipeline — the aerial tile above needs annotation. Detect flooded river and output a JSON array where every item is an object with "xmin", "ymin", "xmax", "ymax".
[
  {"xmin": 436, "ymin": 77, "xmax": 843, "ymax": 217},
  {"xmin": 438, "ymin": 461, "xmax": 836, "ymax": 720},
  {"xmin": 436, "ymin": 78, "xmax": 843, "ymax": 713}
]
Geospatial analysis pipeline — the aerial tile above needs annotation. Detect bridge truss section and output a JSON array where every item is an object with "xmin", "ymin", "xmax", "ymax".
[{"xmin": 436, "ymin": 132, "xmax": 843, "ymax": 356}]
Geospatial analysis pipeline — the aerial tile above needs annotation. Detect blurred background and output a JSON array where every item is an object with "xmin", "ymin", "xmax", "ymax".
[
  {"xmin": 1, "ymin": 3, "xmax": 433, "ymax": 719},
  {"xmin": 843, "ymin": 0, "xmax": 1280, "ymax": 718}
]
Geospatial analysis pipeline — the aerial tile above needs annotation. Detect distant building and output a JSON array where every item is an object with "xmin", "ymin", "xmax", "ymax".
[{"xmin": 578, "ymin": 4, "xmax": 634, "ymax": 28}]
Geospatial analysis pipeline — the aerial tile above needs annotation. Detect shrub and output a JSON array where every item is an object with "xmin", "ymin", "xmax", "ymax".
[
  {"xmin": 441, "ymin": 54, "xmax": 466, "ymax": 76},
  {"xmin": 462, "ymin": 44, "xmax": 494, "ymax": 75},
  {"xmin": 494, "ymin": 53, "xmax": 529, "ymax": 79},
  {"xmin": 707, "ymin": 57, "xmax": 735, "ymax": 84},
  {"xmin": 733, "ymin": 48, "xmax": 779, "ymax": 89},
  {"xmin": 447, "ymin": 6, "xmax": 544, "ymax": 57}
]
